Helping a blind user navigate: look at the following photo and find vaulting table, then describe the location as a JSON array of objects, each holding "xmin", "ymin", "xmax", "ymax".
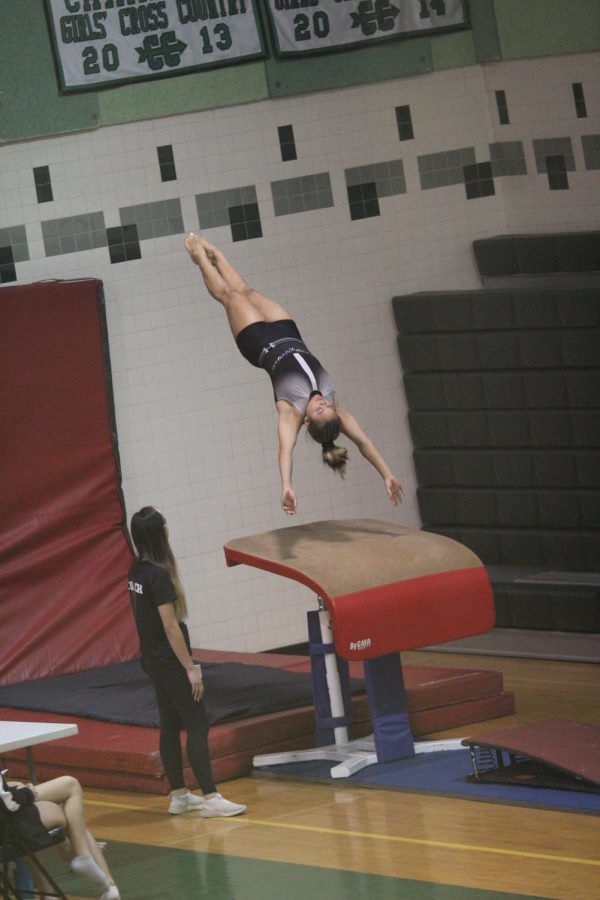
[{"xmin": 224, "ymin": 519, "xmax": 495, "ymax": 777}]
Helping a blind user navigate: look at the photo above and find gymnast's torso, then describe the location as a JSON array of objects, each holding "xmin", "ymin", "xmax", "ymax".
[{"xmin": 235, "ymin": 319, "xmax": 335, "ymax": 414}]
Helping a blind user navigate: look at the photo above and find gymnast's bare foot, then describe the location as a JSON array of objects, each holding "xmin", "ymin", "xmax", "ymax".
[
  {"xmin": 185, "ymin": 233, "xmax": 216, "ymax": 266},
  {"xmin": 185, "ymin": 233, "xmax": 249, "ymax": 293},
  {"xmin": 203, "ymin": 237, "xmax": 248, "ymax": 292}
]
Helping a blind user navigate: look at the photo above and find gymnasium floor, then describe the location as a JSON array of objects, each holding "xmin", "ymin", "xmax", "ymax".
[{"xmin": 47, "ymin": 651, "xmax": 599, "ymax": 900}]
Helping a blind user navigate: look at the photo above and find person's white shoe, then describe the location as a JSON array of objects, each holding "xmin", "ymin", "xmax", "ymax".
[
  {"xmin": 168, "ymin": 790, "xmax": 205, "ymax": 815},
  {"xmin": 199, "ymin": 793, "xmax": 246, "ymax": 818}
]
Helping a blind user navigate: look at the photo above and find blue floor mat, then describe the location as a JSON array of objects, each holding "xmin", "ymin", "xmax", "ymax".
[{"xmin": 254, "ymin": 749, "xmax": 600, "ymax": 814}]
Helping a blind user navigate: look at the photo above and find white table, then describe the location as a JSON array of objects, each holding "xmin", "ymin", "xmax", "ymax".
[{"xmin": 0, "ymin": 721, "xmax": 79, "ymax": 783}]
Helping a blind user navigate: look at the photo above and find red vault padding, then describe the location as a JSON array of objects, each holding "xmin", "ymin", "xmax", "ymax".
[
  {"xmin": 224, "ymin": 519, "xmax": 495, "ymax": 661},
  {"xmin": 331, "ymin": 566, "xmax": 494, "ymax": 661},
  {"xmin": 0, "ymin": 279, "xmax": 137, "ymax": 684}
]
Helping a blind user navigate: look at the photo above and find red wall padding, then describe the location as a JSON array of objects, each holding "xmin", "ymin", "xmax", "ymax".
[{"xmin": 0, "ymin": 279, "xmax": 137, "ymax": 684}]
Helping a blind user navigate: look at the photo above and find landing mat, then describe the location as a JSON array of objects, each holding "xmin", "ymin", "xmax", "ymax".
[{"xmin": 0, "ymin": 659, "xmax": 364, "ymax": 727}]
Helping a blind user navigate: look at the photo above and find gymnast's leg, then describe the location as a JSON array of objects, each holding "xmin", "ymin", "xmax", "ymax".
[
  {"xmin": 184, "ymin": 233, "xmax": 259, "ymax": 339},
  {"xmin": 185, "ymin": 234, "xmax": 293, "ymax": 335},
  {"xmin": 188, "ymin": 234, "xmax": 248, "ymax": 293},
  {"xmin": 198, "ymin": 236, "xmax": 294, "ymax": 322}
]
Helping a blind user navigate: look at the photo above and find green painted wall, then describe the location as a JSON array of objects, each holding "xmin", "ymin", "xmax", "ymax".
[
  {"xmin": 1, "ymin": 1, "xmax": 598, "ymax": 144},
  {"xmin": 494, "ymin": 0, "xmax": 600, "ymax": 59},
  {"xmin": 98, "ymin": 63, "xmax": 268, "ymax": 126},
  {"xmin": 264, "ymin": 37, "xmax": 433, "ymax": 98},
  {"xmin": 0, "ymin": 0, "xmax": 98, "ymax": 141},
  {"xmin": 468, "ymin": 0, "xmax": 502, "ymax": 63},
  {"xmin": 431, "ymin": 28, "xmax": 476, "ymax": 71}
]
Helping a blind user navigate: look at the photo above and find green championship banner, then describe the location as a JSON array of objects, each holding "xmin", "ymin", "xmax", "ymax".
[
  {"xmin": 264, "ymin": 0, "xmax": 468, "ymax": 56},
  {"xmin": 44, "ymin": 0, "xmax": 266, "ymax": 92}
]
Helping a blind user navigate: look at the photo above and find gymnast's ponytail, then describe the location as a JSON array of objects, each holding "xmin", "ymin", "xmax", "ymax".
[
  {"xmin": 306, "ymin": 419, "xmax": 348, "ymax": 478},
  {"xmin": 321, "ymin": 441, "xmax": 348, "ymax": 476}
]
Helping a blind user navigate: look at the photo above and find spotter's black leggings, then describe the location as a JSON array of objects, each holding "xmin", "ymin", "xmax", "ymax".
[{"xmin": 144, "ymin": 658, "xmax": 216, "ymax": 794}]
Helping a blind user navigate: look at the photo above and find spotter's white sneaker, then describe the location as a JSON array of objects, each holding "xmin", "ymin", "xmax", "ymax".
[
  {"xmin": 168, "ymin": 790, "xmax": 205, "ymax": 815},
  {"xmin": 199, "ymin": 793, "xmax": 246, "ymax": 818}
]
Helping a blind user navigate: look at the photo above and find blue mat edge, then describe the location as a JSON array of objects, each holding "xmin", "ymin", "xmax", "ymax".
[{"xmin": 252, "ymin": 749, "xmax": 600, "ymax": 816}]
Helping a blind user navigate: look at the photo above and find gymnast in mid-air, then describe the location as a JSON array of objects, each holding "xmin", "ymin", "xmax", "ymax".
[{"xmin": 184, "ymin": 233, "xmax": 403, "ymax": 515}]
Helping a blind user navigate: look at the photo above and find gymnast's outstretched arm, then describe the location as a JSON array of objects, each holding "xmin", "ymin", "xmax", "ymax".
[
  {"xmin": 338, "ymin": 407, "xmax": 404, "ymax": 506},
  {"xmin": 277, "ymin": 401, "xmax": 303, "ymax": 515}
]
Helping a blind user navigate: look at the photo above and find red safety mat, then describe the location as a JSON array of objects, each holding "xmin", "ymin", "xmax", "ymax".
[
  {"xmin": 0, "ymin": 279, "xmax": 137, "ymax": 684},
  {"xmin": 0, "ymin": 649, "xmax": 514, "ymax": 791}
]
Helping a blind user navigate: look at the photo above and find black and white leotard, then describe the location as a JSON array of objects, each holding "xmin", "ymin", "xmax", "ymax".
[{"xmin": 235, "ymin": 319, "xmax": 334, "ymax": 414}]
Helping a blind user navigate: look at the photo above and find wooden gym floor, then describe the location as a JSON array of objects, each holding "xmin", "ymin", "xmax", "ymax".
[{"xmin": 46, "ymin": 651, "xmax": 599, "ymax": 900}]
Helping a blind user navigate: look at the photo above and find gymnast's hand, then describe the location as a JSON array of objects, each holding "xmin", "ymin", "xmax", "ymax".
[
  {"xmin": 282, "ymin": 486, "xmax": 298, "ymax": 515},
  {"xmin": 385, "ymin": 475, "xmax": 404, "ymax": 506},
  {"xmin": 188, "ymin": 667, "xmax": 204, "ymax": 701}
]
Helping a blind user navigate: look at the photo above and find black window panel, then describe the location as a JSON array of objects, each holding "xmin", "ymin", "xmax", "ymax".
[
  {"xmin": 229, "ymin": 203, "xmax": 262, "ymax": 242},
  {"xmin": 572, "ymin": 82, "xmax": 587, "ymax": 118},
  {"xmin": 107, "ymin": 225, "xmax": 141, "ymax": 263},
  {"xmin": 245, "ymin": 219, "xmax": 263, "ymax": 239},
  {"xmin": 33, "ymin": 166, "xmax": 51, "ymax": 186},
  {"xmin": 160, "ymin": 162, "xmax": 177, "ymax": 182},
  {"xmin": 546, "ymin": 155, "xmax": 569, "ymax": 190},
  {"xmin": 229, "ymin": 205, "xmax": 246, "ymax": 225},
  {"xmin": 395, "ymin": 105, "xmax": 414, "ymax": 141},
  {"xmin": 33, "ymin": 166, "xmax": 53, "ymax": 203},
  {"xmin": 278, "ymin": 125, "xmax": 297, "ymax": 162},
  {"xmin": 0, "ymin": 245, "xmax": 16, "ymax": 283},
  {"xmin": 157, "ymin": 145, "xmax": 174, "ymax": 163},
  {"xmin": 36, "ymin": 184, "xmax": 54, "ymax": 203},
  {"xmin": 464, "ymin": 162, "xmax": 495, "ymax": 200},
  {"xmin": 278, "ymin": 125, "xmax": 294, "ymax": 143},
  {"xmin": 157, "ymin": 146, "xmax": 177, "ymax": 182},
  {"xmin": 348, "ymin": 182, "xmax": 380, "ymax": 221},
  {"xmin": 495, "ymin": 90, "xmax": 509, "ymax": 125},
  {"xmin": 281, "ymin": 143, "xmax": 297, "ymax": 162}
]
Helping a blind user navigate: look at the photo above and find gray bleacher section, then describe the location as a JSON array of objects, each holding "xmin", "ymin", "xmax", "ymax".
[{"xmin": 392, "ymin": 231, "xmax": 600, "ymax": 647}]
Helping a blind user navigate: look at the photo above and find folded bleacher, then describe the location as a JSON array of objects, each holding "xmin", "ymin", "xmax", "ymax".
[{"xmin": 392, "ymin": 231, "xmax": 600, "ymax": 639}]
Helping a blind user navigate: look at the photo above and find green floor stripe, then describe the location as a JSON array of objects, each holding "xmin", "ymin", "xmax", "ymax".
[{"xmin": 44, "ymin": 840, "xmax": 552, "ymax": 900}]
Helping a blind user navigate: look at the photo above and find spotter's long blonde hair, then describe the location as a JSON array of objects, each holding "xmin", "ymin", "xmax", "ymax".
[{"xmin": 130, "ymin": 507, "xmax": 188, "ymax": 622}]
